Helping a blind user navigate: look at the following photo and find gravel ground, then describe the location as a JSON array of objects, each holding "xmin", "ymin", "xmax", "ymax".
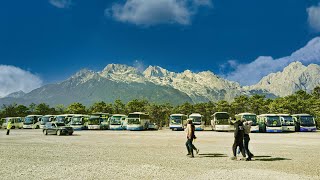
[{"xmin": 0, "ymin": 128, "xmax": 319, "ymax": 180}]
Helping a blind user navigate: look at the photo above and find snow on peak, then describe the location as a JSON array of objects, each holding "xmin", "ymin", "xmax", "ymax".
[
  {"xmin": 100, "ymin": 64, "xmax": 145, "ymax": 83},
  {"xmin": 143, "ymin": 65, "xmax": 172, "ymax": 78}
]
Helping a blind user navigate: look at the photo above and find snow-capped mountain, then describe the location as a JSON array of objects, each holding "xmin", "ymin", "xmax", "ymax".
[
  {"xmin": 2, "ymin": 37, "xmax": 320, "ymax": 106},
  {"xmin": 247, "ymin": 62, "xmax": 320, "ymax": 97}
]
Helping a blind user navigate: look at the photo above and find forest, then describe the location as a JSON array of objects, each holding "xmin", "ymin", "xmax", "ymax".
[{"xmin": 1, "ymin": 87, "xmax": 320, "ymax": 127}]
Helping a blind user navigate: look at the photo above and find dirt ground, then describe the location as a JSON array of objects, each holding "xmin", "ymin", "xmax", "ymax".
[{"xmin": 0, "ymin": 128, "xmax": 319, "ymax": 180}]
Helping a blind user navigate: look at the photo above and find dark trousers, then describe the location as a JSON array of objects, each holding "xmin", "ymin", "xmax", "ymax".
[
  {"xmin": 244, "ymin": 134, "xmax": 253, "ymax": 158},
  {"xmin": 6, "ymin": 129, "xmax": 10, "ymax": 135},
  {"xmin": 232, "ymin": 135, "xmax": 245, "ymax": 157},
  {"xmin": 185, "ymin": 139, "xmax": 197, "ymax": 156}
]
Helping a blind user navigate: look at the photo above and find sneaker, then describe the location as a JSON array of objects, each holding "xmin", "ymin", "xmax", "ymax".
[
  {"xmin": 196, "ymin": 149, "xmax": 199, "ymax": 155},
  {"xmin": 190, "ymin": 155, "xmax": 194, "ymax": 158},
  {"xmin": 246, "ymin": 158, "xmax": 252, "ymax": 161},
  {"xmin": 186, "ymin": 153, "xmax": 191, "ymax": 156},
  {"xmin": 230, "ymin": 156, "xmax": 237, "ymax": 160},
  {"xmin": 250, "ymin": 153, "xmax": 254, "ymax": 157}
]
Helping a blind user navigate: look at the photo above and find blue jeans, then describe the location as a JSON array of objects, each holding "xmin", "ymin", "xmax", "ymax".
[{"xmin": 185, "ymin": 139, "xmax": 197, "ymax": 155}]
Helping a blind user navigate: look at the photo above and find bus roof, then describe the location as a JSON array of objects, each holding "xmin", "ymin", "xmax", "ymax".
[
  {"xmin": 276, "ymin": 114, "xmax": 290, "ymax": 116},
  {"xmin": 258, "ymin": 114, "xmax": 278, "ymax": 117},
  {"xmin": 26, "ymin": 115, "xmax": 42, "ymax": 117},
  {"xmin": 292, "ymin": 114, "xmax": 312, "ymax": 116},
  {"xmin": 189, "ymin": 113, "xmax": 202, "ymax": 117},
  {"xmin": 129, "ymin": 112, "xmax": 148, "ymax": 115},
  {"xmin": 111, "ymin": 114, "xmax": 126, "ymax": 117},
  {"xmin": 170, "ymin": 114, "xmax": 186, "ymax": 116},
  {"xmin": 236, "ymin": 113, "xmax": 256, "ymax": 116}
]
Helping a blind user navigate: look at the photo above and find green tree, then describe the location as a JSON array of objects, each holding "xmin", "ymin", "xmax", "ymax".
[
  {"xmin": 55, "ymin": 104, "xmax": 66, "ymax": 114},
  {"xmin": 230, "ymin": 95, "xmax": 250, "ymax": 115},
  {"xmin": 215, "ymin": 100, "xmax": 230, "ymax": 113},
  {"xmin": 1, "ymin": 103, "xmax": 17, "ymax": 117},
  {"xmin": 126, "ymin": 99, "xmax": 149, "ymax": 113},
  {"xmin": 35, "ymin": 103, "xmax": 52, "ymax": 115},
  {"xmin": 15, "ymin": 105, "xmax": 29, "ymax": 117},
  {"xmin": 67, "ymin": 102, "xmax": 87, "ymax": 114},
  {"xmin": 113, "ymin": 99, "xmax": 126, "ymax": 114},
  {"xmin": 90, "ymin": 101, "xmax": 113, "ymax": 113}
]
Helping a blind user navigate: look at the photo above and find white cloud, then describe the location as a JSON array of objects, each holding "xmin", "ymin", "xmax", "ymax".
[
  {"xmin": 49, "ymin": 0, "xmax": 72, "ymax": 9},
  {"xmin": 106, "ymin": 0, "xmax": 212, "ymax": 26},
  {"xmin": 223, "ymin": 37, "xmax": 320, "ymax": 86},
  {"xmin": 307, "ymin": 3, "xmax": 320, "ymax": 32},
  {"xmin": 0, "ymin": 65, "xmax": 42, "ymax": 97}
]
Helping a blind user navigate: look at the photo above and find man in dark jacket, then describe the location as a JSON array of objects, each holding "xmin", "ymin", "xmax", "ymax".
[{"xmin": 231, "ymin": 118, "xmax": 246, "ymax": 160}]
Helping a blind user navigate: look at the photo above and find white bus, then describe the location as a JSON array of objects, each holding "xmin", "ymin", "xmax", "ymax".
[
  {"xmin": 126, "ymin": 112, "xmax": 150, "ymax": 131},
  {"xmin": 257, "ymin": 114, "xmax": 282, "ymax": 133},
  {"xmin": 87, "ymin": 116, "xmax": 102, "ymax": 130},
  {"xmin": 2, "ymin": 117, "xmax": 24, "ymax": 129},
  {"xmin": 55, "ymin": 114, "xmax": 74, "ymax": 124},
  {"xmin": 235, "ymin": 113, "xmax": 259, "ymax": 132},
  {"xmin": 211, "ymin": 112, "xmax": 233, "ymax": 131},
  {"xmin": 169, "ymin": 114, "xmax": 188, "ymax": 131},
  {"xmin": 277, "ymin": 114, "xmax": 295, "ymax": 132},
  {"xmin": 109, "ymin": 114, "xmax": 127, "ymax": 130},
  {"xmin": 292, "ymin": 114, "xmax": 317, "ymax": 132},
  {"xmin": 23, "ymin": 115, "xmax": 42, "ymax": 129},
  {"xmin": 69, "ymin": 115, "xmax": 89, "ymax": 130},
  {"xmin": 92, "ymin": 113, "xmax": 111, "ymax": 130},
  {"xmin": 40, "ymin": 115, "xmax": 55, "ymax": 129},
  {"xmin": 189, "ymin": 113, "xmax": 204, "ymax": 131}
]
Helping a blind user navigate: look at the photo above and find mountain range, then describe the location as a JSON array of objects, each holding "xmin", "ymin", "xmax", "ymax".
[{"xmin": 1, "ymin": 37, "xmax": 320, "ymax": 106}]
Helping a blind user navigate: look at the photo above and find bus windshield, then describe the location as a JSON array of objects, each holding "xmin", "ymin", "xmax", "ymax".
[
  {"xmin": 215, "ymin": 113, "xmax": 230, "ymax": 120},
  {"xmin": 243, "ymin": 115, "xmax": 257, "ymax": 125},
  {"xmin": 190, "ymin": 116, "xmax": 201, "ymax": 124},
  {"xmin": 266, "ymin": 116, "xmax": 281, "ymax": 127},
  {"xmin": 24, "ymin": 117, "xmax": 34, "ymax": 125},
  {"xmin": 128, "ymin": 114, "xmax": 140, "ymax": 118},
  {"xmin": 110, "ymin": 116, "xmax": 123, "ymax": 125},
  {"xmin": 128, "ymin": 118, "xmax": 140, "ymax": 125},
  {"xmin": 56, "ymin": 116, "xmax": 66, "ymax": 123},
  {"xmin": 71, "ymin": 117, "xmax": 83, "ymax": 125},
  {"xmin": 281, "ymin": 116, "xmax": 294, "ymax": 126},
  {"xmin": 300, "ymin": 116, "xmax": 315, "ymax": 126},
  {"xmin": 88, "ymin": 118, "xmax": 100, "ymax": 125},
  {"xmin": 41, "ymin": 117, "xmax": 51, "ymax": 125},
  {"xmin": 170, "ymin": 116, "xmax": 182, "ymax": 125}
]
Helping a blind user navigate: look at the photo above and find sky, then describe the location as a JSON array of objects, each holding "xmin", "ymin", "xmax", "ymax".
[{"xmin": 1, "ymin": 0, "xmax": 320, "ymax": 97}]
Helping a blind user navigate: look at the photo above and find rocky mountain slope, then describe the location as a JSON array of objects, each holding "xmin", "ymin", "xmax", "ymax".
[{"xmin": 246, "ymin": 62, "xmax": 320, "ymax": 96}]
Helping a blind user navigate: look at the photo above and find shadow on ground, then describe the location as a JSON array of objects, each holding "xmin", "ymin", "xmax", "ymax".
[
  {"xmin": 254, "ymin": 156, "xmax": 291, "ymax": 161},
  {"xmin": 198, "ymin": 153, "xmax": 228, "ymax": 158}
]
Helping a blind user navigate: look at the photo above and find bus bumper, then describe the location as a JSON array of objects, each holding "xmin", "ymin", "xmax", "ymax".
[
  {"xmin": 88, "ymin": 125, "xmax": 100, "ymax": 130},
  {"xmin": 266, "ymin": 127, "xmax": 282, "ymax": 133},
  {"xmin": 214, "ymin": 125, "xmax": 233, "ymax": 131},
  {"xmin": 23, "ymin": 125, "xmax": 33, "ymax": 129},
  {"xmin": 250, "ymin": 126, "xmax": 259, "ymax": 132},
  {"xmin": 110, "ymin": 125, "xmax": 124, "ymax": 130},
  {"xmin": 300, "ymin": 127, "xmax": 317, "ymax": 132},
  {"xmin": 282, "ymin": 126, "xmax": 295, "ymax": 132},
  {"xmin": 170, "ymin": 126, "xmax": 184, "ymax": 131},
  {"xmin": 127, "ymin": 126, "xmax": 144, "ymax": 131}
]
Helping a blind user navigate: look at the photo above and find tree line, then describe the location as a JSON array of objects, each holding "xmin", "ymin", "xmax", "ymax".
[{"xmin": 1, "ymin": 87, "xmax": 320, "ymax": 127}]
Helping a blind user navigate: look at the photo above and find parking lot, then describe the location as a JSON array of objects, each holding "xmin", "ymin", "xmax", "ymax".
[{"xmin": 0, "ymin": 129, "xmax": 319, "ymax": 180}]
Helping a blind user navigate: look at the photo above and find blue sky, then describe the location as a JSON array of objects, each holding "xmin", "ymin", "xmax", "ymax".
[{"xmin": 1, "ymin": 0, "xmax": 320, "ymax": 96}]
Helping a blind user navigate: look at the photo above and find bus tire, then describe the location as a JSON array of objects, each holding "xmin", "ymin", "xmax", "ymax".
[
  {"xmin": 36, "ymin": 125, "xmax": 40, "ymax": 129},
  {"xmin": 57, "ymin": 130, "xmax": 61, "ymax": 136},
  {"xmin": 12, "ymin": 126, "xmax": 15, "ymax": 129},
  {"xmin": 43, "ymin": 130, "xmax": 48, "ymax": 135},
  {"xmin": 69, "ymin": 132, "xmax": 73, "ymax": 135}
]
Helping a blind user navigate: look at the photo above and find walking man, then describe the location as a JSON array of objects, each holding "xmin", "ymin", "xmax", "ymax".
[
  {"xmin": 6, "ymin": 120, "xmax": 12, "ymax": 135},
  {"xmin": 185, "ymin": 119, "xmax": 199, "ymax": 158},
  {"xmin": 231, "ymin": 118, "xmax": 246, "ymax": 160},
  {"xmin": 243, "ymin": 118, "xmax": 254, "ymax": 161}
]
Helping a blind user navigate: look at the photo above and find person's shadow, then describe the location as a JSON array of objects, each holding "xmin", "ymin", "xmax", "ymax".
[
  {"xmin": 253, "ymin": 155, "xmax": 291, "ymax": 161},
  {"xmin": 198, "ymin": 153, "xmax": 228, "ymax": 158}
]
